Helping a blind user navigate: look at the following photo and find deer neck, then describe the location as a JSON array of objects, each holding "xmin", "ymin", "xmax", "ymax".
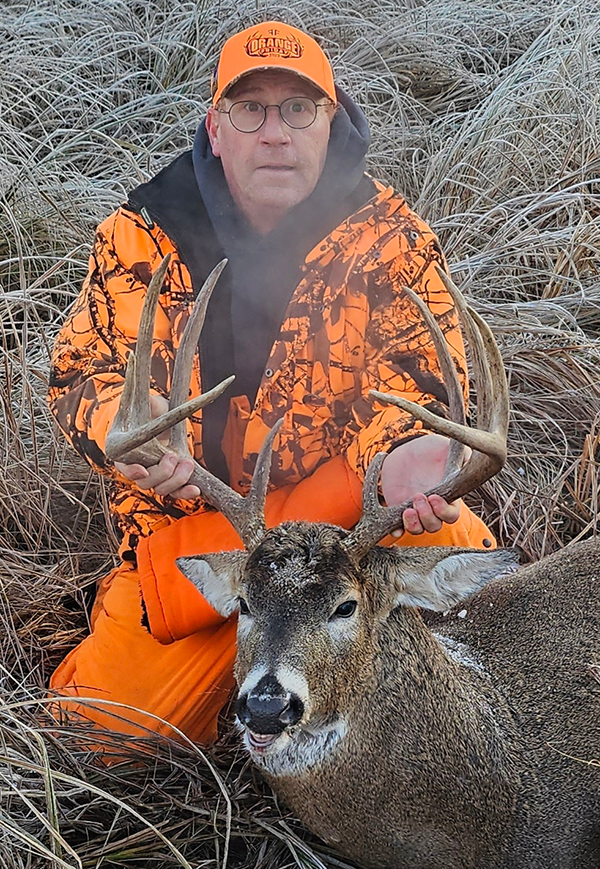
[
  {"xmin": 267, "ymin": 607, "xmax": 521, "ymax": 869},
  {"xmin": 364, "ymin": 606, "xmax": 520, "ymax": 777}
]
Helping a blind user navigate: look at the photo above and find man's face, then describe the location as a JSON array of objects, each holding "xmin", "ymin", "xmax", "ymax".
[{"xmin": 206, "ymin": 70, "xmax": 335, "ymax": 234}]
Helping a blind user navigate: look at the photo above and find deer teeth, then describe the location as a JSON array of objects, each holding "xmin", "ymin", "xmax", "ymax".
[{"xmin": 247, "ymin": 730, "xmax": 280, "ymax": 751}]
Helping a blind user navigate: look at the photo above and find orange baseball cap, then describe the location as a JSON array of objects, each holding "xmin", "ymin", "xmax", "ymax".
[{"xmin": 211, "ymin": 21, "xmax": 336, "ymax": 105}]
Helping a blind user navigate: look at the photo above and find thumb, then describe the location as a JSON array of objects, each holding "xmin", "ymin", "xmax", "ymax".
[
  {"xmin": 149, "ymin": 393, "xmax": 169, "ymax": 418},
  {"xmin": 149, "ymin": 394, "xmax": 171, "ymax": 445}
]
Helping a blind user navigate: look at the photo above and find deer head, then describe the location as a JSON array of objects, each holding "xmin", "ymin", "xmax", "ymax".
[{"xmin": 178, "ymin": 522, "xmax": 516, "ymax": 769}]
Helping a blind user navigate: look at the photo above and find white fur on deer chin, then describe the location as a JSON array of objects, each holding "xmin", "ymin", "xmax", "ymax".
[{"xmin": 238, "ymin": 716, "xmax": 348, "ymax": 776}]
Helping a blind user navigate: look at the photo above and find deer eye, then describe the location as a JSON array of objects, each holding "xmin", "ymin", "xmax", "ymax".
[
  {"xmin": 238, "ymin": 597, "xmax": 250, "ymax": 616},
  {"xmin": 331, "ymin": 600, "xmax": 357, "ymax": 620}
]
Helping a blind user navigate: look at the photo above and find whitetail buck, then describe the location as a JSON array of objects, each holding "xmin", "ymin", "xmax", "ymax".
[{"xmin": 106, "ymin": 257, "xmax": 599, "ymax": 869}]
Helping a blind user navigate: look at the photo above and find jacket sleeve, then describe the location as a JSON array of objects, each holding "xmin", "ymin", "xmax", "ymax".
[
  {"xmin": 48, "ymin": 208, "xmax": 177, "ymax": 475},
  {"xmin": 341, "ymin": 232, "xmax": 469, "ymax": 481}
]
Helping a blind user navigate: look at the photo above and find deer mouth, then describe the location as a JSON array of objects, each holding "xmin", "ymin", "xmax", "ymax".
[
  {"xmin": 245, "ymin": 729, "xmax": 282, "ymax": 753},
  {"xmin": 241, "ymin": 716, "xmax": 349, "ymax": 776}
]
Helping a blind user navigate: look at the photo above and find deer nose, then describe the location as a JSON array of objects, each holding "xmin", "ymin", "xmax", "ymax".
[{"xmin": 236, "ymin": 675, "xmax": 304, "ymax": 734}]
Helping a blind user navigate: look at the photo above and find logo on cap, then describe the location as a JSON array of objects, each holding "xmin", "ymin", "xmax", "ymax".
[{"xmin": 245, "ymin": 29, "xmax": 303, "ymax": 59}]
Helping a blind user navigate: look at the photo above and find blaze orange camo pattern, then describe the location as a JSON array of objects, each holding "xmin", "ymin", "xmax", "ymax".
[{"xmin": 49, "ymin": 178, "xmax": 468, "ymax": 554}]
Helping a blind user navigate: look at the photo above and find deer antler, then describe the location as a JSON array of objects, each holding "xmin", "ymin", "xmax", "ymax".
[
  {"xmin": 105, "ymin": 255, "xmax": 234, "ymax": 463},
  {"xmin": 343, "ymin": 266, "xmax": 509, "ymax": 561},
  {"xmin": 104, "ymin": 254, "xmax": 282, "ymax": 552}
]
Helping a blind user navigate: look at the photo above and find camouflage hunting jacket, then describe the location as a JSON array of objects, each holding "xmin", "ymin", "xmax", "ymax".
[{"xmin": 48, "ymin": 163, "xmax": 467, "ymax": 554}]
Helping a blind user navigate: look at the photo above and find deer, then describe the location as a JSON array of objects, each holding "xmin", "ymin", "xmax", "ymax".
[{"xmin": 105, "ymin": 256, "xmax": 600, "ymax": 869}]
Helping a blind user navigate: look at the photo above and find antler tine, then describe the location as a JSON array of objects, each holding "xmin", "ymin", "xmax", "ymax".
[
  {"xmin": 433, "ymin": 266, "xmax": 509, "ymax": 445},
  {"xmin": 190, "ymin": 418, "xmax": 284, "ymax": 551},
  {"xmin": 343, "ymin": 274, "xmax": 509, "ymax": 561},
  {"xmin": 169, "ymin": 259, "xmax": 228, "ymax": 454},
  {"xmin": 109, "ymin": 347, "xmax": 137, "ymax": 438},
  {"xmin": 105, "ymin": 376, "xmax": 235, "ymax": 461},
  {"xmin": 343, "ymin": 453, "xmax": 406, "ymax": 558},
  {"xmin": 467, "ymin": 306, "xmax": 509, "ymax": 441},
  {"xmin": 398, "ymin": 284, "xmax": 466, "ymax": 477},
  {"xmin": 132, "ymin": 252, "xmax": 172, "ymax": 427},
  {"xmin": 246, "ymin": 417, "xmax": 284, "ymax": 538},
  {"xmin": 435, "ymin": 267, "xmax": 496, "ymax": 434}
]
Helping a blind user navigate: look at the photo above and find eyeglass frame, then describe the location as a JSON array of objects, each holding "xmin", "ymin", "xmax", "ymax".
[{"xmin": 216, "ymin": 96, "xmax": 336, "ymax": 133}]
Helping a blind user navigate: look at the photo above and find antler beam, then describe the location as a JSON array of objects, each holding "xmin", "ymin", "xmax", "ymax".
[{"xmin": 343, "ymin": 267, "xmax": 509, "ymax": 561}]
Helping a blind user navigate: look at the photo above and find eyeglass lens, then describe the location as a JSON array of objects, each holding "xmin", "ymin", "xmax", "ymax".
[{"xmin": 228, "ymin": 97, "xmax": 318, "ymax": 132}]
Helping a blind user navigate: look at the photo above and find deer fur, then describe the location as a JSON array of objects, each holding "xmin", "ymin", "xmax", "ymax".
[{"xmin": 179, "ymin": 524, "xmax": 600, "ymax": 869}]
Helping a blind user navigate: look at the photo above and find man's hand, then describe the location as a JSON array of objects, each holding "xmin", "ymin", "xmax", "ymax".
[
  {"xmin": 114, "ymin": 394, "xmax": 201, "ymax": 499},
  {"xmin": 381, "ymin": 434, "xmax": 466, "ymax": 537}
]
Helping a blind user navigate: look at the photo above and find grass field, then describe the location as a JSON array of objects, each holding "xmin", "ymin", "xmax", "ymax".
[{"xmin": 1, "ymin": 0, "xmax": 599, "ymax": 865}]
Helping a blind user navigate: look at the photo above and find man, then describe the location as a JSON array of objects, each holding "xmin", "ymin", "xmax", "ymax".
[{"xmin": 48, "ymin": 21, "xmax": 495, "ymax": 744}]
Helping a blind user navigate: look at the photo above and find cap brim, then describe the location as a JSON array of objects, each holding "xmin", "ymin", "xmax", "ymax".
[{"xmin": 214, "ymin": 66, "xmax": 333, "ymax": 105}]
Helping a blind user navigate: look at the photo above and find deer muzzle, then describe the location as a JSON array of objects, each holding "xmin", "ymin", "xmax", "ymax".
[{"xmin": 236, "ymin": 674, "xmax": 304, "ymax": 746}]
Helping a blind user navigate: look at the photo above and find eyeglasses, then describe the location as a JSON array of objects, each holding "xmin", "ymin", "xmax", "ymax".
[{"xmin": 218, "ymin": 97, "xmax": 333, "ymax": 133}]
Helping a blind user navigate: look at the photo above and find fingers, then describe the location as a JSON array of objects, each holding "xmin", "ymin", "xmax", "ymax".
[
  {"xmin": 151, "ymin": 455, "xmax": 194, "ymax": 496},
  {"xmin": 114, "ymin": 461, "xmax": 150, "ymax": 482},
  {"xmin": 168, "ymin": 482, "xmax": 202, "ymax": 500},
  {"xmin": 399, "ymin": 494, "xmax": 441, "ymax": 536},
  {"xmin": 114, "ymin": 453, "xmax": 200, "ymax": 499},
  {"xmin": 393, "ymin": 494, "xmax": 462, "ymax": 537},
  {"xmin": 428, "ymin": 493, "xmax": 461, "ymax": 525}
]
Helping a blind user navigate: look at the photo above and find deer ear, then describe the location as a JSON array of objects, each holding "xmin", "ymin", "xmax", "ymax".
[
  {"xmin": 176, "ymin": 551, "xmax": 248, "ymax": 617},
  {"xmin": 372, "ymin": 546, "xmax": 520, "ymax": 613}
]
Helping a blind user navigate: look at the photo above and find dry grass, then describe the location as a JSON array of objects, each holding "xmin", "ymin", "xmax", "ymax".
[{"xmin": 1, "ymin": 0, "xmax": 599, "ymax": 864}]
